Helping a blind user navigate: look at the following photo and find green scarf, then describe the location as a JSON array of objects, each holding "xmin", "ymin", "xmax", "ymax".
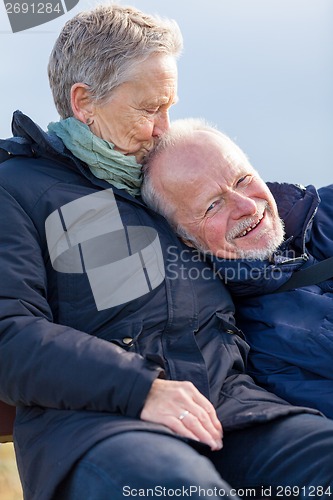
[{"xmin": 48, "ymin": 118, "xmax": 142, "ymax": 197}]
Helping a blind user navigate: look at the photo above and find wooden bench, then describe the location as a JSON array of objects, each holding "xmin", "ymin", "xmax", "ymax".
[{"xmin": 0, "ymin": 400, "xmax": 15, "ymax": 443}]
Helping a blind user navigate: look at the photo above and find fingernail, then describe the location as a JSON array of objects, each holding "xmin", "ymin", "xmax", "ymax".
[
  {"xmin": 215, "ymin": 440, "xmax": 223, "ymax": 450},
  {"xmin": 210, "ymin": 440, "xmax": 222, "ymax": 450}
]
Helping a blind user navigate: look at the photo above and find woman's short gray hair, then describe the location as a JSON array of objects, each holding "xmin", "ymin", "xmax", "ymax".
[{"xmin": 48, "ymin": 3, "xmax": 183, "ymax": 119}]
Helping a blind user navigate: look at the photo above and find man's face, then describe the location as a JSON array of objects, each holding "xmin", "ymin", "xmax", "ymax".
[{"xmin": 151, "ymin": 131, "xmax": 284, "ymax": 259}]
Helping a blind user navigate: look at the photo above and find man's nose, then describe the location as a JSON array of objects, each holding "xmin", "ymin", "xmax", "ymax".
[
  {"xmin": 230, "ymin": 191, "xmax": 258, "ymax": 219},
  {"xmin": 152, "ymin": 112, "xmax": 170, "ymax": 137}
]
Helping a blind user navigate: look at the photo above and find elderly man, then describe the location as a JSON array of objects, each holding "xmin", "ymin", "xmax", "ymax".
[{"xmin": 142, "ymin": 117, "xmax": 333, "ymax": 419}]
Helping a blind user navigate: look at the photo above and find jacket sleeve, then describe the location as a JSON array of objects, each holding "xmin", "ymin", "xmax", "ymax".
[
  {"xmin": 0, "ymin": 184, "xmax": 163, "ymax": 418},
  {"xmin": 308, "ymin": 184, "xmax": 333, "ymax": 260}
]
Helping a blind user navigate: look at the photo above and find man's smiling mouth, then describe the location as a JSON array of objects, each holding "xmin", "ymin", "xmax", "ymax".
[{"xmin": 236, "ymin": 213, "xmax": 264, "ymax": 238}]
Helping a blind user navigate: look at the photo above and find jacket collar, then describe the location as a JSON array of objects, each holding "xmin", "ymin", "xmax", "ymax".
[
  {"xmin": 267, "ymin": 181, "xmax": 320, "ymax": 252},
  {"xmin": 1, "ymin": 111, "xmax": 147, "ymax": 208}
]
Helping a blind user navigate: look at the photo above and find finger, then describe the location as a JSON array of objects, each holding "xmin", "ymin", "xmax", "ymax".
[
  {"xmin": 193, "ymin": 404, "xmax": 223, "ymax": 443},
  {"xmin": 193, "ymin": 391, "xmax": 222, "ymax": 433},
  {"xmin": 140, "ymin": 379, "xmax": 223, "ymax": 449},
  {"xmin": 170, "ymin": 417, "xmax": 203, "ymax": 444},
  {"xmin": 177, "ymin": 409, "xmax": 223, "ymax": 451},
  {"xmin": 164, "ymin": 381, "xmax": 223, "ymax": 445},
  {"xmin": 168, "ymin": 380, "xmax": 223, "ymax": 437},
  {"xmin": 142, "ymin": 405, "xmax": 212, "ymax": 447},
  {"xmin": 167, "ymin": 413, "xmax": 219, "ymax": 450},
  {"xmin": 192, "ymin": 393, "xmax": 223, "ymax": 437}
]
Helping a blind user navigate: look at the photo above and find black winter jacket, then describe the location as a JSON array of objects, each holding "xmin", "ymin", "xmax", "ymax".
[{"xmin": 0, "ymin": 112, "xmax": 319, "ymax": 499}]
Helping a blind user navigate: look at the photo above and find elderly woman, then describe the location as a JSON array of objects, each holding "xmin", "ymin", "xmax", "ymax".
[{"xmin": 1, "ymin": 4, "xmax": 333, "ymax": 500}]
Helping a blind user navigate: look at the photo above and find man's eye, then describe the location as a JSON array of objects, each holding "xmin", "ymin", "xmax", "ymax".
[
  {"xmin": 206, "ymin": 202, "xmax": 216, "ymax": 213},
  {"xmin": 237, "ymin": 175, "xmax": 251, "ymax": 186}
]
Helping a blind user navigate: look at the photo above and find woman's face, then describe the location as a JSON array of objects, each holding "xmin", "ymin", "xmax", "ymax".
[{"xmin": 89, "ymin": 54, "xmax": 178, "ymax": 163}]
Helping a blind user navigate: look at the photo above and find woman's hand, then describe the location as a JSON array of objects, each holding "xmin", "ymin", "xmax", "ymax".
[{"xmin": 140, "ymin": 378, "xmax": 223, "ymax": 451}]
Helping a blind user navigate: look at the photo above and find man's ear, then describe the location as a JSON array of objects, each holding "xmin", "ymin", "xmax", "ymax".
[{"xmin": 70, "ymin": 83, "xmax": 95, "ymax": 124}]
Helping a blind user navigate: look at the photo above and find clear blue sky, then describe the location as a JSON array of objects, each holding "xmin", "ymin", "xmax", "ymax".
[{"xmin": 0, "ymin": 0, "xmax": 332, "ymax": 186}]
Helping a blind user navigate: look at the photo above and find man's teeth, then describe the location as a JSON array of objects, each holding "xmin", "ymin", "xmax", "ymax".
[{"xmin": 238, "ymin": 215, "xmax": 263, "ymax": 237}]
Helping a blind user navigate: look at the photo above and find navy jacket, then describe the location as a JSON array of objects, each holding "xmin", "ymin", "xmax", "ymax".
[
  {"xmin": 0, "ymin": 113, "xmax": 318, "ymax": 499},
  {"xmin": 212, "ymin": 182, "xmax": 333, "ymax": 418}
]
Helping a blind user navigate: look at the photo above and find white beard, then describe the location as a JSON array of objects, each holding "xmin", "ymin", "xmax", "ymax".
[
  {"xmin": 230, "ymin": 215, "xmax": 285, "ymax": 260},
  {"xmin": 226, "ymin": 202, "xmax": 284, "ymax": 260}
]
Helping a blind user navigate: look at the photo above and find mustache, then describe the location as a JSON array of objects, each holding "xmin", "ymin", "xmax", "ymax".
[{"xmin": 226, "ymin": 202, "xmax": 269, "ymax": 242}]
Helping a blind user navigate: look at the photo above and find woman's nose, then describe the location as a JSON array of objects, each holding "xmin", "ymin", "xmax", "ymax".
[{"xmin": 152, "ymin": 112, "xmax": 170, "ymax": 137}]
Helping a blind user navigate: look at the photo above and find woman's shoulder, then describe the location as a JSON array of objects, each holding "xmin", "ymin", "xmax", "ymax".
[{"xmin": 0, "ymin": 112, "xmax": 89, "ymax": 210}]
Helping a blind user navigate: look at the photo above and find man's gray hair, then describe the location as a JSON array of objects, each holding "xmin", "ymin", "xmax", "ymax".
[
  {"xmin": 142, "ymin": 118, "xmax": 222, "ymax": 244},
  {"xmin": 48, "ymin": 3, "xmax": 183, "ymax": 119}
]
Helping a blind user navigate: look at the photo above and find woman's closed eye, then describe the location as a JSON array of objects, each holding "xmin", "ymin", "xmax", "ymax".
[{"xmin": 144, "ymin": 108, "xmax": 160, "ymax": 115}]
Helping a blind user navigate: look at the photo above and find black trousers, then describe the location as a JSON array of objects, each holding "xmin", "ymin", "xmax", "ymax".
[{"xmin": 57, "ymin": 414, "xmax": 333, "ymax": 499}]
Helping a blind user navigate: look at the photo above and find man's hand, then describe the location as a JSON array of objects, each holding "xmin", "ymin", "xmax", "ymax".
[{"xmin": 140, "ymin": 378, "xmax": 223, "ymax": 451}]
